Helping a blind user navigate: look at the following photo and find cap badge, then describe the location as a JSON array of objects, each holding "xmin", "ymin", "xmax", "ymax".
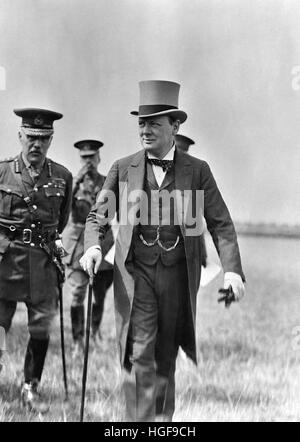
[{"xmin": 34, "ymin": 115, "xmax": 44, "ymax": 126}]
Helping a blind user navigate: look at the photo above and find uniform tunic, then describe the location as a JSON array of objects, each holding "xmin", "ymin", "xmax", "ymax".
[
  {"xmin": 63, "ymin": 171, "xmax": 113, "ymax": 273},
  {"xmin": 0, "ymin": 154, "xmax": 72, "ymax": 304}
]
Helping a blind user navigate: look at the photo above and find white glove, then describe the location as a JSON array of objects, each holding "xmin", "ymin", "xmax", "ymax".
[
  {"xmin": 224, "ymin": 272, "xmax": 245, "ymax": 301},
  {"xmin": 55, "ymin": 239, "xmax": 69, "ymax": 258},
  {"xmin": 79, "ymin": 246, "xmax": 102, "ymax": 279}
]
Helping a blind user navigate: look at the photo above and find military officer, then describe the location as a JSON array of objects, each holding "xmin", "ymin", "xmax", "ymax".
[
  {"xmin": 0, "ymin": 108, "xmax": 72, "ymax": 412},
  {"xmin": 175, "ymin": 133, "xmax": 195, "ymax": 153},
  {"xmin": 175, "ymin": 133, "xmax": 207, "ymax": 268},
  {"xmin": 63, "ymin": 140, "xmax": 113, "ymax": 355}
]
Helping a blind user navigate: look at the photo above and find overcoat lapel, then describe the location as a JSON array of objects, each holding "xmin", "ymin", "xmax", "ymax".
[
  {"xmin": 116, "ymin": 149, "xmax": 146, "ymax": 269},
  {"xmin": 128, "ymin": 150, "xmax": 146, "ymax": 195},
  {"xmin": 122, "ymin": 150, "xmax": 145, "ymax": 246},
  {"xmin": 174, "ymin": 148, "xmax": 199, "ymax": 343},
  {"xmin": 174, "ymin": 148, "xmax": 193, "ymax": 236}
]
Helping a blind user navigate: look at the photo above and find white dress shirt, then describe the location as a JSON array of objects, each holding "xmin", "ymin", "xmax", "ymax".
[{"xmin": 147, "ymin": 145, "xmax": 175, "ymax": 187}]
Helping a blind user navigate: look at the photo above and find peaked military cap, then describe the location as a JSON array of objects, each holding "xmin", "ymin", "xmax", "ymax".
[
  {"xmin": 131, "ymin": 80, "xmax": 187, "ymax": 123},
  {"xmin": 175, "ymin": 134, "xmax": 195, "ymax": 152},
  {"xmin": 74, "ymin": 139, "xmax": 104, "ymax": 157},
  {"xmin": 14, "ymin": 108, "xmax": 63, "ymax": 136}
]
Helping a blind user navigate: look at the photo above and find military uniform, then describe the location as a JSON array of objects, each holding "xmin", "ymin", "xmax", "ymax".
[
  {"xmin": 0, "ymin": 108, "xmax": 72, "ymax": 412},
  {"xmin": 63, "ymin": 140, "xmax": 113, "ymax": 345}
]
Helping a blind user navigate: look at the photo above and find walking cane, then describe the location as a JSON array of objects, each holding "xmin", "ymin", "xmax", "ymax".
[
  {"xmin": 59, "ymin": 284, "xmax": 69, "ymax": 400},
  {"xmin": 41, "ymin": 243, "xmax": 69, "ymax": 401},
  {"xmin": 80, "ymin": 277, "xmax": 93, "ymax": 422}
]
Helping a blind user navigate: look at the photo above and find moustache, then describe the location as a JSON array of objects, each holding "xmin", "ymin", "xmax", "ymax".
[{"xmin": 29, "ymin": 149, "xmax": 42, "ymax": 154}]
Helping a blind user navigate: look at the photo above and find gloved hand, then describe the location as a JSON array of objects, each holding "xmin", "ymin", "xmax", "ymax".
[
  {"xmin": 55, "ymin": 239, "xmax": 69, "ymax": 258},
  {"xmin": 79, "ymin": 246, "xmax": 102, "ymax": 278},
  {"xmin": 223, "ymin": 272, "xmax": 245, "ymax": 301}
]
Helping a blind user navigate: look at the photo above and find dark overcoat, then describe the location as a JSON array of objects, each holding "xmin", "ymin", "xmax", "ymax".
[{"xmin": 84, "ymin": 148, "xmax": 244, "ymax": 365}]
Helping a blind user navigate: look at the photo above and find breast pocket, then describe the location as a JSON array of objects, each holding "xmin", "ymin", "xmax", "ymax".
[
  {"xmin": 43, "ymin": 178, "xmax": 66, "ymax": 218},
  {"xmin": 0, "ymin": 184, "xmax": 23, "ymax": 216}
]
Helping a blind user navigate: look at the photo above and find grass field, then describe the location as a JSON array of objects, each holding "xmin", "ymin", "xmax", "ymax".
[{"xmin": 0, "ymin": 235, "xmax": 299, "ymax": 422}]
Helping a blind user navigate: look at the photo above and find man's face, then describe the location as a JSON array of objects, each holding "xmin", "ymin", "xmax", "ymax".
[
  {"xmin": 19, "ymin": 129, "xmax": 52, "ymax": 166},
  {"xmin": 139, "ymin": 115, "xmax": 179, "ymax": 154},
  {"xmin": 80, "ymin": 153, "xmax": 100, "ymax": 169}
]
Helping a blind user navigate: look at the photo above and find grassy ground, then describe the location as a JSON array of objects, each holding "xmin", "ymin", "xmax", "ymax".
[{"xmin": 0, "ymin": 235, "xmax": 299, "ymax": 422}]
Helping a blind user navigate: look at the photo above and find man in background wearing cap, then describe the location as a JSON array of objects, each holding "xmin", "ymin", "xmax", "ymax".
[
  {"xmin": 0, "ymin": 108, "xmax": 72, "ymax": 412},
  {"xmin": 175, "ymin": 133, "xmax": 207, "ymax": 268},
  {"xmin": 80, "ymin": 80, "xmax": 245, "ymax": 421},
  {"xmin": 63, "ymin": 140, "xmax": 113, "ymax": 356}
]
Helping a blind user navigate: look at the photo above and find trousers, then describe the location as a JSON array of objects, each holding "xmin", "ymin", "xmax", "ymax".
[
  {"xmin": 123, "ymin": 257, "xmax": 189, "ymax": 422},
  {"xmin": 67, "ymin": 268, "xmax": 113, "ymax": 339},
  {"xmin": 0, "ymin": 296, "xmax": 57, "ymax": 339}
]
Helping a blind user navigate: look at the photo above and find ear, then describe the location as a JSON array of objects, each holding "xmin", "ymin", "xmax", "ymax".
[
  {"xmin": 172, "ymin": 119, "xmax": 180, "ymax": 135},
  {"xmin": 48, "ymin": 134, "xmax": 53, "ymax": 146},
  {"xmin": 18, "ymin": 130, "xmax": 22, "ymax": 141}
]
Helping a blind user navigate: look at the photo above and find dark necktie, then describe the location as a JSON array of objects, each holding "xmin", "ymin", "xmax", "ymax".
[{"xmin": 147, "ymin": 157, "xmax": 174, "ymax": 173}]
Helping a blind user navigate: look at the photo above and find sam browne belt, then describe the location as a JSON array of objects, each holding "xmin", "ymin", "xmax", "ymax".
[{"xmin": 0, "ymin": 222, "xmax": 56, "ymax": 246}]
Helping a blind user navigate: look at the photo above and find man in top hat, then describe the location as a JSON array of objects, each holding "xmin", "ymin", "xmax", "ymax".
[
  {"xmin": 62, "ymin": 140, "xmax": 114, "ymax": 355},
  {"xmin": 175, "ymin": 133, "xmax": 207, "ymax": 268},
  {"xmin": 0, "ymin": 108, "xmax": 72, "ymax": 412},
  {"xmin": 80, "ymin": 80, "xmax": 245, "ymax": 421}
]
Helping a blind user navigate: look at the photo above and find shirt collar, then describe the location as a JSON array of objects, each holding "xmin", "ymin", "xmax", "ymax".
[{"xmin": 147, "ymin": 143, "xmax": 175, "ymax": 161}]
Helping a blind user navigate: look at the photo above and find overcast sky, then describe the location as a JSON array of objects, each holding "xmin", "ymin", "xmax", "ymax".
[{"xmin": 0, "ymin": 0, "xmax": 299, "ymax": 225}]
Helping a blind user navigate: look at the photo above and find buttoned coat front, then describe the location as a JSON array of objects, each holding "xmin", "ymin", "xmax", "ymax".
[
  {"xmin": 84, "ymin": 148, "xmax": 244, "ymax": 365},
  {"xmin": 0, "ymin": 154, "xmax": 72, "ymax": 302}
]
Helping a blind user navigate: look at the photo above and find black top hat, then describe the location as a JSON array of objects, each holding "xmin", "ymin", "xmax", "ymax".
[
  {"xmin": 14, "ymin": 108, "xmax": 63, "ymax": 136},
  {"xmin": 131, "ymin": 80, "xmax": 187, "ymax": 123},
  {"xmin": 175, "ymin": 134, "xmax": 195, "ymax": 152},
  {"xmin": 74, "ymin": 139, "xmax": 104, "ymax": 157}
]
